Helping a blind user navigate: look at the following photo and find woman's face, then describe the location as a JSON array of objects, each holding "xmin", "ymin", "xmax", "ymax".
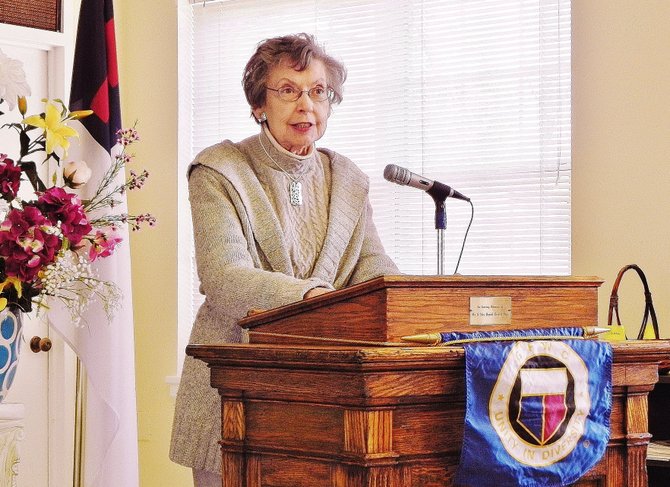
[{"xmin": 254, "ymin": 58, "xmax": 331, "ymax": 155}]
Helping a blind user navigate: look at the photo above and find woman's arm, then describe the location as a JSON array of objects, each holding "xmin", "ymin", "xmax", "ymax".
[{"xmin": 347, "ymin": 200, "xmax": 400, "ymax": 285}]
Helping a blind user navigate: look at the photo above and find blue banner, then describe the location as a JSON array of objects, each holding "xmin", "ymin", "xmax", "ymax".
[{"xmin": 455, "ymin": 338, "xmax": 612, "ymax": 487}]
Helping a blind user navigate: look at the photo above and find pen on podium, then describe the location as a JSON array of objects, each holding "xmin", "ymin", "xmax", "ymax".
[{"xmin": 400, "ymin": 327, "xmax": 611, "ymax": 346}]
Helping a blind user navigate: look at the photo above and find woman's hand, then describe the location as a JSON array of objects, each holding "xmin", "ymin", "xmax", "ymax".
[{"xmin": 303, "ymin": 287, "xmax": 332, "ymax": 299}]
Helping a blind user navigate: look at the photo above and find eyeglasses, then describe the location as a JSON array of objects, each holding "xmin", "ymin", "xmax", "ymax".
[{"xmin": 266, "ymin": 85, "xmax": 333, "ymax": 103}]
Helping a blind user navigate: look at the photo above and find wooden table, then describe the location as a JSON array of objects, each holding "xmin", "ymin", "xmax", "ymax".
[{"xmin": 188, "ymin": 340, "xmax": 670, "ymax": 487}]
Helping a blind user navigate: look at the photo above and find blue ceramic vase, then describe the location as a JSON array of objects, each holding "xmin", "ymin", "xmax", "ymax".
[{"xmin": 0, "ymin": 310, "xmax": 22, "ymax": 403}]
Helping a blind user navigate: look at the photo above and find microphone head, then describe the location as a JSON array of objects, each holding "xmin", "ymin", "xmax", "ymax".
[{"xmin": 383, "ymin": 164, "xmax": 410, "ymax": 185}]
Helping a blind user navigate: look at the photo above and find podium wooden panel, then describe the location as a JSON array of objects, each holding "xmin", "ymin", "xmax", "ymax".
[
  {"xmin": 188, "ymin": 341, "xmax": 670, "ymax": 487},
  {"xmin": 239, "ymin": 275, "xmax": 603, "ymax": 343}
]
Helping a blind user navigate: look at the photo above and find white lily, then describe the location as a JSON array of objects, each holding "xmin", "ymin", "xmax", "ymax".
[{"xmin": 0, "ymin": 48, "xmax": 32, "ymax": 111}]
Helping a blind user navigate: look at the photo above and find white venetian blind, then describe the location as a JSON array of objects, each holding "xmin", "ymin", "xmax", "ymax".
[{"xmin": 177, "ymin": 0, "xmax": 571, "ymax": 351}]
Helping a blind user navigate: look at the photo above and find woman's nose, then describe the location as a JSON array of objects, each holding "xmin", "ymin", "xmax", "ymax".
[{"xmin": 295, "ymin": 91, "xmax": 314, "ymax": 110}]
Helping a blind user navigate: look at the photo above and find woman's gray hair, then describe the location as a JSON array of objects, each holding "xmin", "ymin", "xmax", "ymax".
[{"xmin": 243, "ymin": 33, "xmax": 347, "ymax": 120}]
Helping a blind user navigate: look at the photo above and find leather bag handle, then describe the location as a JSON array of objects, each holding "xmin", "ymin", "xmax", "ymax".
[{"xmin": 607, "ymin": 264, "xmax": 660, "ymax": 340}]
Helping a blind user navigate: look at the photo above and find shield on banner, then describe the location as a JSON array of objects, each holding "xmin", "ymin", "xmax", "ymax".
[{"xmin": 517, "ymin": 368, "xmax": 569, "ymax": 445}]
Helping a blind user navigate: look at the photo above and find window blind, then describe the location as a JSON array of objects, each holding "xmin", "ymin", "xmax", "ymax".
[{"xmin": 178, "ymin": 0, "xmax": 571, "ymax": 349}]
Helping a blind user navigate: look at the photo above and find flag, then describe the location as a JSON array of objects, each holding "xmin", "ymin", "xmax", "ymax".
[
  {"xmin": 47, "ymin": 0, "xmax": 139, "ymax": 485},
  {"xmin": 455, "ymin": 337, "xmax": 612, "ymax": 487},
  {"xmin": 69, "ymin": 0, "xmax": 120, "ymax": 153}
]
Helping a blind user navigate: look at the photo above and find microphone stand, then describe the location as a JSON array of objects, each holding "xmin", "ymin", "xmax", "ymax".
[{"xmin": 427, "ymin": 186, "xmax": 448, "ymax": 275}]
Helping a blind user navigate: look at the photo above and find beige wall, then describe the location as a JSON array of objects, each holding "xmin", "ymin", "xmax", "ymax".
[
  {"xmin": 572, "ymin": 0, "xmax": 670, "ymax": 337},
  {"xmin": 113, "ymin": 0, "xmax": 670, "ymax": 484},
  {"xmin": 115, "ymin": 1, "xmax": 190, "ymax": 486}
]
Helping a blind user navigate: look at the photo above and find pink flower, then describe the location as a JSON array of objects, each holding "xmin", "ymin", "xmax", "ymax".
[
  {"xmin": 63, "ymin": 160, "xmax": 92, "ymax": 189},
  {"xmin": 0, "ymin": 154, "xmax": 22, "ymax": 201},
  {"xmin": 127, "ymin": 169, "xmax": 149, "ymax": 190},
  {"xmin": 0, "ymin": 206, "xmax": 61, "ymax": 282},
  {"xmin": 37, "ymin": 187, "xmax": 92, "ymax": 245},
  {"xmin": 116, "ymin": 127, "xmax": 140, "ymax": 146},
  {"xmin": 88, "ymin": 230, "xmax": 122, "ymax": 261}
]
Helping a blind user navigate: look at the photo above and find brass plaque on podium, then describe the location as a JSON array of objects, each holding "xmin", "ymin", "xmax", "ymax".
[{"xmin": 469, "ymin": 297, "xmax": 512, "ymax": 326}]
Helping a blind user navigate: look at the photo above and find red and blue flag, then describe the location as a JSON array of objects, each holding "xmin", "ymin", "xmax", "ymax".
[{"xmin": 69, "ymin": 0, "xmax": 121, "ymax": 153}]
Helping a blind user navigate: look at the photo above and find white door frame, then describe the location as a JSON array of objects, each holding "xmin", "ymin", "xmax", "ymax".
[{"xmin": 1, "ymin": 2, "xmax": 79, "ymax": 484}]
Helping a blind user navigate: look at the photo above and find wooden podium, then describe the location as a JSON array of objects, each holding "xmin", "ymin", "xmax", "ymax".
[
  {"xmin": 188, "ymin": 276, "xmax": 670, "ymax": 486},
  {"xmin": 239, "ymin": 275, "xmax": 603, "ymax": 343}
]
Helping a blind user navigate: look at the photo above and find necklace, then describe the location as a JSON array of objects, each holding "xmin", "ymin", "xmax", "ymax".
[{"xmin": 258, "ymin": 135, "xmax": 305, "ymax": 206}]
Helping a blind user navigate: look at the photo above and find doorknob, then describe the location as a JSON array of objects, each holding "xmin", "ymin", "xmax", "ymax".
[{"xmin": 30, "ymin": 336, "xmax": 52, "ymax": 353}]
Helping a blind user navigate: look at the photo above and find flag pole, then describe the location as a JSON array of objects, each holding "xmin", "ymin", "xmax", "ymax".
[
  {"xmin": 73, "ymin": 357, "xmax": 87, "ymax": 487},
  {"xmin": 68, "ymin": 1, "xmax": 140, "ymax": 484}
]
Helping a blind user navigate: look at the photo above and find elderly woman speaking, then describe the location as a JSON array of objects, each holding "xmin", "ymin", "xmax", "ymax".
[{"xmin": 169, "ymin": 33, "xmax": 398, "ymax": 486}]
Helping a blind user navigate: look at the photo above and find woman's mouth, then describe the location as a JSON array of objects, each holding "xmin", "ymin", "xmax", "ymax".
[{"xmin": 292, "ymin": 122, "xmax": 313, "ymax": 131}]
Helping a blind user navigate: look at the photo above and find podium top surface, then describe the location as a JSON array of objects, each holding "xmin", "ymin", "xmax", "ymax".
[{"xmin": 187, "ymin": 340, "xmax": 670, "ymax": 371}]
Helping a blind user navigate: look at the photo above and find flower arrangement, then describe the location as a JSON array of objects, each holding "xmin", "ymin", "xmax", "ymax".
[{"xmin": 0, "ymin": 48, "xmax": 155, "ymax": 324}]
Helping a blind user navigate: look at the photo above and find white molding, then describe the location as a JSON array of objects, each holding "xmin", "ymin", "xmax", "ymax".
[
  {"xmin": 0, "ymin": 403, "xmax": 24, "ymax": 487},
  {"xmin": 176, "ymin": 0, "xmax": 195, "ymax": 376},
  {"xmin": 0, "ymin": 24, "xmax": 66, "ymax": 49},
  {"xmin": 0, "ymin": 403, "xmax": 24, "ymax": 421},
  {"xmin": 165, "ymin": 375, "xmax": 180, "ymax": 398}
]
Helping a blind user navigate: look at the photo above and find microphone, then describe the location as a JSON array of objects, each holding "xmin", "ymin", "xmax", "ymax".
[{"xmin": 383, "ymin": 164, "xmax": 470, "ymax": 202}]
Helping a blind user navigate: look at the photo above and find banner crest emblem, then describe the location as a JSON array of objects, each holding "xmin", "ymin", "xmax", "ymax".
[
  {"xmin": 517, "ymin": 367, "xmax": 569, "ymax": 445},
  {"xmin": 490, "ymin": 341, "xmax": 590, "ymax": 467}
]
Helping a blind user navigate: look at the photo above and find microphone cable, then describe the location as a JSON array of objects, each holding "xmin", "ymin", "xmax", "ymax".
[{"xmin": 453, "ymin": 199, "xmax": 475, "ymax": 275}]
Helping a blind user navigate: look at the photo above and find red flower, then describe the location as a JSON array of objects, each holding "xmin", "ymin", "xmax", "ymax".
[
  {"xmin": 0, "ymin": 154, "xmax": 22, "ymax": 201},
  {"xmin": 88, "ymin": 230, "xmax": 122, "ymax": 261},
  {"xmin": 0, "ymin": 206, "xmax": 61, "ymax": 282},
  {"xmin": 37, "ymin": 187, "xmax": 92, "ymax": 245}
]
